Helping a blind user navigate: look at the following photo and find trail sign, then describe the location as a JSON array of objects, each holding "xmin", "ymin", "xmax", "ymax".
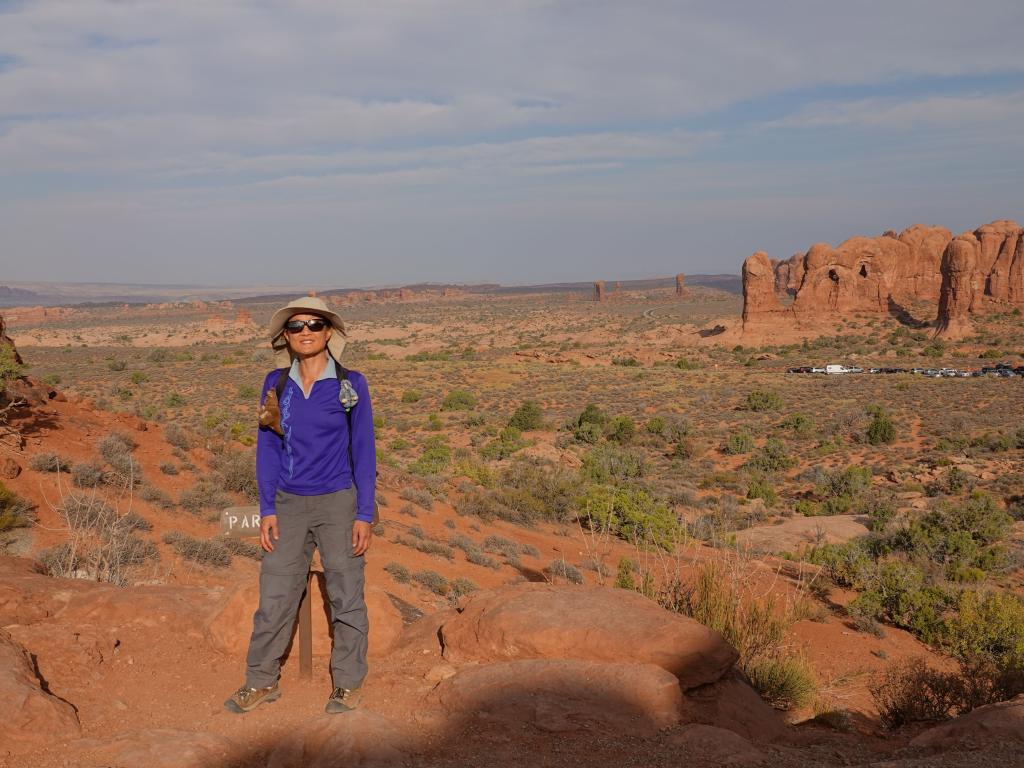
[{"xmin": 221, "ymin": 506, "xmax": 261, "ymax": 537}]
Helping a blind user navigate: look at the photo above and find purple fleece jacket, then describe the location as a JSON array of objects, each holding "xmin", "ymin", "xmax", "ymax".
[{"xmin": 256, "ymin": 365, "xmax": 376, "ymax": 522}]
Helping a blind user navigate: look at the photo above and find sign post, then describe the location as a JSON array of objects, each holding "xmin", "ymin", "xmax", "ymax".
[{"xmin": 221, "ymin": 505, "xmax": 313, "ymax": 680}]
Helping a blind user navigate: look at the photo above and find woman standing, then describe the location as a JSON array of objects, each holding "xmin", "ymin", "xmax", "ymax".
[{"xmin": 225, "ymin": 295, "xmax": 375, "ymax": 714}]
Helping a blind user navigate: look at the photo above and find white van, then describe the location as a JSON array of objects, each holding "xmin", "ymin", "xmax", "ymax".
[{"xmin": 825, "ymin": 364, "xmax": 850, "ymax": 375}]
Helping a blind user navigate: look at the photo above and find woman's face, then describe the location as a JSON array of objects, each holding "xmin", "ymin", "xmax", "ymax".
[{"xmin": 284, "ymin": 313, "xmax": 332, "ymax": 358}]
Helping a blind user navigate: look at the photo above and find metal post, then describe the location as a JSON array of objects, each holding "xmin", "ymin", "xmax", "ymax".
[{"xmin": 298, "ymin": 570, "xmax": 312, "ymax": 680}]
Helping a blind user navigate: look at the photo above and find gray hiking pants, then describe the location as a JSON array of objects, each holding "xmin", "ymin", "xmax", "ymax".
[{"xmin": 245, "ymin": 487, "xmax": 368, "ymax": 690}]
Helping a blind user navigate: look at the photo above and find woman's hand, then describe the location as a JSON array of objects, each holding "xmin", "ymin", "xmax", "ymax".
[
  {"xmin": 352, "ymin": 520, "xmax": 373, "ymax": 556},
  {"xmin": 260, "ymin": 515, "xmax": 279, "ymax": 553}
]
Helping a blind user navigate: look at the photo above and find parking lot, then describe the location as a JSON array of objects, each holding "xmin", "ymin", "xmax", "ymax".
[{"xmin": 785, "ymin": 363, "xmax": 1024, "ymax": 378}]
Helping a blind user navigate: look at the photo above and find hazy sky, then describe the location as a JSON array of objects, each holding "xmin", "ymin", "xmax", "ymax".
[{"xmin": 1, "ymin": 1, "xmax": 1023, "ymax": 287}]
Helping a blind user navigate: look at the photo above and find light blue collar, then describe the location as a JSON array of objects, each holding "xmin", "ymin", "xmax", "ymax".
[{"xmin": 289, "ymin": 356, "xmax": 336, "ymax": 399}]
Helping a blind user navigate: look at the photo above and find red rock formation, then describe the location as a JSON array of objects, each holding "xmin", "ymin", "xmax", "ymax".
[
  {"xmin": 593, "ymin": 281, "xmax": 606, "ymax": 302},
  {"xmin": 742, "ymin": 252, "xmax": 790, "ymax": 329},
  {"xmin": 935, "ymin": 234, "xmax": 981, "ymax": 339},
  {"xmin": 744, "ymin": 220, "xmax": 1023, "ymax": 335},
  {"xmin": 675, "ymin": 273, "xmax": 686, "ymax": 297},
  {"xmin": 234, "ymin": 309, "xmax": 253, "ymax": 326}
]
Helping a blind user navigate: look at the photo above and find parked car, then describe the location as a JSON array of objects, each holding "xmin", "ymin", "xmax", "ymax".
[
  {"xmin": 825, "ymin": 364, "xmax": 851, "ymax": 375},
  {"xmin": 811, "ymin": 367, "xmax": 826, "ymax": 374}
]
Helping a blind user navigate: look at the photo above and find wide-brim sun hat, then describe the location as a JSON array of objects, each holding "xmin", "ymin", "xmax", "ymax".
[{"xmin": 269, "ymin": 295, "xmax": 347, "ymax": 368}]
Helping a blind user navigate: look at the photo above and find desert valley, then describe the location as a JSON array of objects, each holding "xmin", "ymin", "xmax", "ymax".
[{"xmin": 1, "ymin": 219, "xmax": 1023, "ymax": 767}]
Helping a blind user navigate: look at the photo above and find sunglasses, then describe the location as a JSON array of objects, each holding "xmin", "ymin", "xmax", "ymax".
[{"xmin": 284, "ymin": 318, "xmax": 330, "ymax": 333}]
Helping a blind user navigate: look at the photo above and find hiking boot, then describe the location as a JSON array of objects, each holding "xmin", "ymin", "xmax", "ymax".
[
  {"xmin": 224, "ymin": 683, "xmax": 281, "ymax": 713},
  {"xmin": 325, "ymin": 686, "xmax": 361, "ymax": 714}
]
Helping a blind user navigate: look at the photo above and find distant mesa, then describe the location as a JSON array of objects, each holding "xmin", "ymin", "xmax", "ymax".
[
  {"xmin": 740, "ymin": 219, "xmax": 1024, "ymax": 340},
  {"xmin": 593, "ymin": 280, "xmax": 606, "ymax": 302},
  {"xmin": 675, "ymin": 273, "xmax": 687, "ymax": 297}
]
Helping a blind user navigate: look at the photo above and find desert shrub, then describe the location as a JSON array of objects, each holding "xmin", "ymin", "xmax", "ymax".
[
  {"xmin": 0, "ymin": 344, "xmax": 23, "ymax": 381},
  {"xmin": 578, "ymin": 485, "xmax": 681, "ymax": 550},
  {"xmin": 545, "ymin": 559, "xmax": 584, "ymax": 585},
  {"xmin": 210, "ymin": 450, "xmax": 258, "ymax": 502},
  {"xmin": 222, "ymin": 537, "xmax": 262, "ymax": 560},
  {"xmin": 744, "ymin": 390, "xmax": 782, "ymax": 412},
  {"xmin": 644, "ymin": 416, "xmax": 666, "ymax": 436},
  {"xmin": 394, "ymin": 533, "xmax": 454, "ymax": 560},
  {"xmin": 159, "ymin": 462, "xmax": 179, "ymax": 475},
  {"xmin": 581, "ymin": 444, "xmax": 646, "ymax": 484},
  {"xmin": 675, "ymin": 357, "xmax": 701, "ymax": 370},
  {"xmin": 59, "ymin": 495, "xmax": 117, "ymax": 531},
  {"xmin": 409, "ymin": 437, "xmax": 451, "ymax": 476},
  {"xmin": 668, "ymin": 561, "xmax": 813, "ymax": 709},
  {"xmin": 508, "ymin": 400, "xmax": 543, "ymax": 431},
  {"xmin": 442, "ymin": 389, "xmax": 477, "ymax": 411},
  {"xmin": 746, "ymin": 438, "xmax": 796, "ymax": 474},
  {"xmin": 450, "ymin": 577, "xmax": 479, "ymax": 598},
  {"xmin": 871, "ymin": 658, "xmax": 968, "ymax": 727},
  {"xmin": 448, "ymin": 533, "xmax": 500, "ymax": 569},
  {"xmin": 107, "ymin": 358, "xmax": 127, "ymax": 371},
  {"xmin": 164, "ymin": 423, "xmax": 191, "ymax": 450},
  {"xmin": 139, "ymin": 485, "xmax": 176, "ymax": 510},
  {"xmin": 0, "ymin": 481, "xmax": 34, "ymax": 532},
  {"xmin": 814, "ymin": 466, "xmax": 872, "ymax": 514},
  {"xmin": 29, "ymin": 452, "xmax": 72, "ymax": 473},
  {"xmin": 479, "ymin": 426, "xmax": 528, "ymax": 460},
  {"xmin": 722, "ymin": 429, "xmax": 754, "ymax": 455},
  {"xmin": 572, "ymin": 404, "xmax": 608, "ymax": 443},
  {"xmin": 615, "ymin": 556, "xmax": 636, "ymax": 589},
  {"xmin": 71, "ymin": 462, "xmax": 104, "ymax": 488},
  {"xmin": 482, "ymin": 534, "xmax": 528, "ymax": 560},
  {"xmin": 412, "ymin": 569, "xmax": 449, "ymax": 595},
  {"xmin": 399, "ymin": 486, "xmax": 434, "ymax": 510},
  {"xmin": 179, "ymin": 481, "xmax": 231, "ymax": 515},
  {"xmin": 744, "ymin": 655, "xmax": 816, "ymax": 710},
  {"xmin": 384, "ymin": 561, "xmax": 410, "ymax": 583},
  {"xmin": 603, "ymin": 415, "xmax": 636, "ymax": 444},
  {"xmin": 401, "ymin": 389, "xmax": 421, "ymax": 403},
  {"xmin": 746, "ymin": 475, "xmax": 778, "ymax": 506},
  {"xmin": 456, "ymin": 459, "xmax": 578, "ymax": 527},
  {"xmin": 162, "ymin": 531, "xmax": 232, "ymax": 568},
  {"xmin": 779, "ymin": 412, "xmax": 814, "ymax": 438},
  {"xmin": 99, "ymin": 432, "xmax": 137, "ymax": 463},
  {"xmin": 866, "ymin": 407, "xmax": 897, "ymax": 445}
]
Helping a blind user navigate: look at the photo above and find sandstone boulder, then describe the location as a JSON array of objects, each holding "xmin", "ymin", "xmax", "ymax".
[
  {"xmin": 427, "ymin": 659, "xmax": 683, "ymax": 734},
  {"xmin": 207, "ymin": 580, "xmax": 403, "ymax": 660},
  {"xmin": 439, "ymin": 583, "xmax": 737, "ymax": 689},
  {"xmin": 679, "ymin": 670, "xmax": 787, "ymax": 743},
  {"xmin": 0, "ymin": 313, "xmax": 23, "ymax": 364},
  {"xmin": 0, "ymin": 629, "xmax": 81, "ymax": 752},
  {"xmin": 910, "ymin": 694, "xmax": 1024, "ymax": 750},
  {"xmin": 266, "ymin": 710, "xmax": 411, "ymax": 768}
]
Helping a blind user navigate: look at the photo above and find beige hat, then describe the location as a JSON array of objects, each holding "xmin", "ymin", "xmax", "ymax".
[{"xmin": 268, "ymin": 296, "xmax": 347, "ymax": 368}]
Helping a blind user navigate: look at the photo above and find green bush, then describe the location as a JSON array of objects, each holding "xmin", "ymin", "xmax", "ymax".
[
  {"xmin": 746, "ymin": 438, "xmax": 796, "ymax": 473},
  {"xmin": 0, "ymin": 481, "xmax": 34, "ymax": 532},
  {"xmin": 746, "ymin": 475, "xmax": 778, "ymax": 506},
  {"xmin": 401, "ymin": 389, "xmax": 422, "ymax": 403},
  {"xmin": 779, "ymin": 412, "xmax": 814, "ymax": 438},
  {"xmin": 581, "ymin": 444, "xmax": 646, "ymax": 484},
  {"xmin": 744, "ymin": 655, "xmax": 816, "ymax": 710},
  {"xmin": 603, "ymin": 415, "xmax": 636, "ymax": 444},
  {"xmin": 456, "ymin": 459, "xmax": 578, "ymax": 527},
  {"xmin": 722, "ymin": 429, "xmax": 754, "ymax": 455},
  {"xmin": 0, "ymin": 345, "xmax": 23, "ymax": 382},
  {"xmin": 866, "ymin": 409, "xmax": 897, "ymax": 445},
  {"xmin": 409, "ymin": 437, "xmax": 451, "ymax": 475},
  {"xmin": 614, "ymin": 557, "xmax": 636, "ymax": 589},
  {"xmin": 745, "ymin": 390, "xmax": 782, "ymax": 412},
  {"xmin": 442, "ymin": 389, "xmax": 477, "ymax": 411},
  {"xmin": 644, "ymin": 416, "xmax": 666, "ymax": 435},
  {"xmin": 508, "ymin": 400, "xmax": 543, "ymax": 431},
  {"xmin": 479, "ymin": 426, "xmax": 527, "ymax": 460},
  {"xmin": 578, "ymin": 485, "xmax": 680, "ymax": 549}
]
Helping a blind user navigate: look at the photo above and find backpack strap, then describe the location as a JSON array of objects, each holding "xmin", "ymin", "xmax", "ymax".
[{"xmin": 273, "ymin": 367, "xmax": 289, "ymax": 401}]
